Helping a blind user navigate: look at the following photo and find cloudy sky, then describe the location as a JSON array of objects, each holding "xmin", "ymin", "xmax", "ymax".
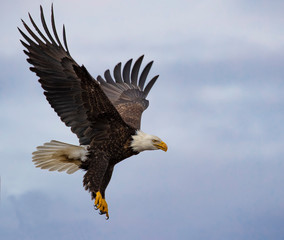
[{"xmin": 1, "ymin": 0, "xmax": 284, "ymax": 239}]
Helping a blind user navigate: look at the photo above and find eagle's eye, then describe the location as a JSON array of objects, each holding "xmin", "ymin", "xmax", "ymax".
[{"xmin": 152, "ymin": 139, "xmax": 159, "ymax": 143}]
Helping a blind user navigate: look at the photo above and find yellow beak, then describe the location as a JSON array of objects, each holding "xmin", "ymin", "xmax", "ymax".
[{"xmin": 156, "ymin": 141, "xmax": 168, "ymax": 152}]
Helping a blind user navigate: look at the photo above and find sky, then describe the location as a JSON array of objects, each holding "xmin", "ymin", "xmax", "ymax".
[{"xmin": 1, "ymin": 0, "xmax": 284, "ymax": 239}]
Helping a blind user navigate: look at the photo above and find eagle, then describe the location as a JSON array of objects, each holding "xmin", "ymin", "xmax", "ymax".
[{"xmin": 19, "ymin": 5, "xmax": 167, "ymax": 219}]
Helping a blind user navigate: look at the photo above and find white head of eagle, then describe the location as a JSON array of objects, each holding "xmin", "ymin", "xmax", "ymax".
[{"xmin": 131, "ymin": 130, "xmax": 168, "ymax": 152}]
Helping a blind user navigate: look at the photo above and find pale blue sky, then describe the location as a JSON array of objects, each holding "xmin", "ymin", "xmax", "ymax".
[{"xmin": 1, "ymin": 0, "xmax": 284, "ymax": 239}]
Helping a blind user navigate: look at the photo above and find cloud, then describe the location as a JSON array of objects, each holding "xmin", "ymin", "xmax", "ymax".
[
  {"xmin": 4, "ymin": 0, "xmax": 284, "ymax": 62},
  {"xmin": 197, "ymin": 85, "xmax": 244, "ymax": 103},
  {"xmin": 2, "ymin": 158, "xmax": 284, "ymax": 240}
]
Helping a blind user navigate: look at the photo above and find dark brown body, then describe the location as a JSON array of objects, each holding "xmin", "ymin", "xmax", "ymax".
[{"xmin": 80, "ymin": 128, "xmax": 138, "ymax": 198}]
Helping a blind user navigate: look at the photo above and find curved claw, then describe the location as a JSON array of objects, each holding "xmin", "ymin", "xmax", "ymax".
[{"xmin": 102, "ymin": 209, "xmax": 109, "ymax": 220}]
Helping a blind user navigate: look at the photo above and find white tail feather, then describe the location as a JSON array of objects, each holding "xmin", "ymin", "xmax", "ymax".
[{"xmin": 32, "ymin": 140, "xmax": 89, "ymax": 174}]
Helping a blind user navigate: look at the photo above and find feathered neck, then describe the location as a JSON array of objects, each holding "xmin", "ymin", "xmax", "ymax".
[{"xmin": 130, "ymin": 130, "xmax": 157, "ymax": 152}]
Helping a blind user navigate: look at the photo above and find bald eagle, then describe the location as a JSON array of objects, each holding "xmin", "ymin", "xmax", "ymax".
[{"xmin": 19, "ymin": 6, "xmax": 167, "ymax": 219}]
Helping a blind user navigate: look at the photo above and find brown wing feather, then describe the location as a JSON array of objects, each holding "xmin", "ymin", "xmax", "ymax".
[
  {"xmin": 97, "ymin": 56, "xmax": 159, "ymax": 129},
  {"xmin": 19, "ymin": 6, "xmax": 94, "ymax": 145}
]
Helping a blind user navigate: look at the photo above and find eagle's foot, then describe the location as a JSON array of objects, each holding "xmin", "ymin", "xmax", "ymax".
[{"xmin": 94, "ymin": 191, "xmax": 109, "ymax": 220}]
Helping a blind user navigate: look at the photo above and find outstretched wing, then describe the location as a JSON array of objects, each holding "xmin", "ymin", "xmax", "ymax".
[
  {"xmin": 19, "ymin": 5, "xmax": 158, "ymax": 145},
  {"xmin": 97, "ymin": 55, "xmax": 159, "ymax": 129},
  {"xmin": 19, "ymin": 5, "xmax": 93, "ymax": 145}
]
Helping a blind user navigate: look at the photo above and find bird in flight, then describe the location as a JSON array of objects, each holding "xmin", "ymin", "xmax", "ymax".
[{"xmin": 19, "ymin": 5, "xmax": 167, "ymax": 219}]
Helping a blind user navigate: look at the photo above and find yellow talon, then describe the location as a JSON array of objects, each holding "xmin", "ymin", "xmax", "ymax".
[
  {"xmin": 94, "ymin": 191, "xmax": 109, "ymax": 219},
  {"xmin": 95, "ymin": 191, "xmax": 103, "ymax": 207}
]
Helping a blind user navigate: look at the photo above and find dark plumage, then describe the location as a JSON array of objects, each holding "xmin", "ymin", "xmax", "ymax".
[{"xmin": 19, "ymin": 5, "xmax": 167, "ymax": 219}]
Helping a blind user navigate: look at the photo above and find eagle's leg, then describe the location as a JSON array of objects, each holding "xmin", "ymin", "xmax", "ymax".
[
  {"xmin": 94, "ymin": 166, "xmax": 113, "ymax": 219},
  {"xmin": 83, "ymin": 153, "xmax": 111, "ymax": 219}
]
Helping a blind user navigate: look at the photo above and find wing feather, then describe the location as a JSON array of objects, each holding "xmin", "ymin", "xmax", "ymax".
[
  {"xmin": 144, "ymin": 75, "xmax": 159, "ymax": 97},
  {"xmin": 113, "ymin": 63, "xmax": 123, "ymax": 83},
  {"xmin": 122, "ymin": 59, "xmax": 132, "ymax": 84},
  {"xmin": 98, "ymin": 56, "xmax": 159, "ymax": 129},
  {"xmin": 104, "ymin": 70, "xmax": 116, "ymax": 84},
  {"xmin": 40, "ymin": 6, "xmax": 57, "ymax": 45},
  {"xmin": 19, "ymin": 6, "xmax": 93, "ymax": 145},
  {"xmin": 51, "ymin": 4, "xmax": 64, "ymax": 49},
  {"xmin": 131, "ymin": 55, "xmax": 144, "ymax": 86},
  {"xmin": 138, "ymin": 61, "xmax": 153, "ymax": 90}
]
